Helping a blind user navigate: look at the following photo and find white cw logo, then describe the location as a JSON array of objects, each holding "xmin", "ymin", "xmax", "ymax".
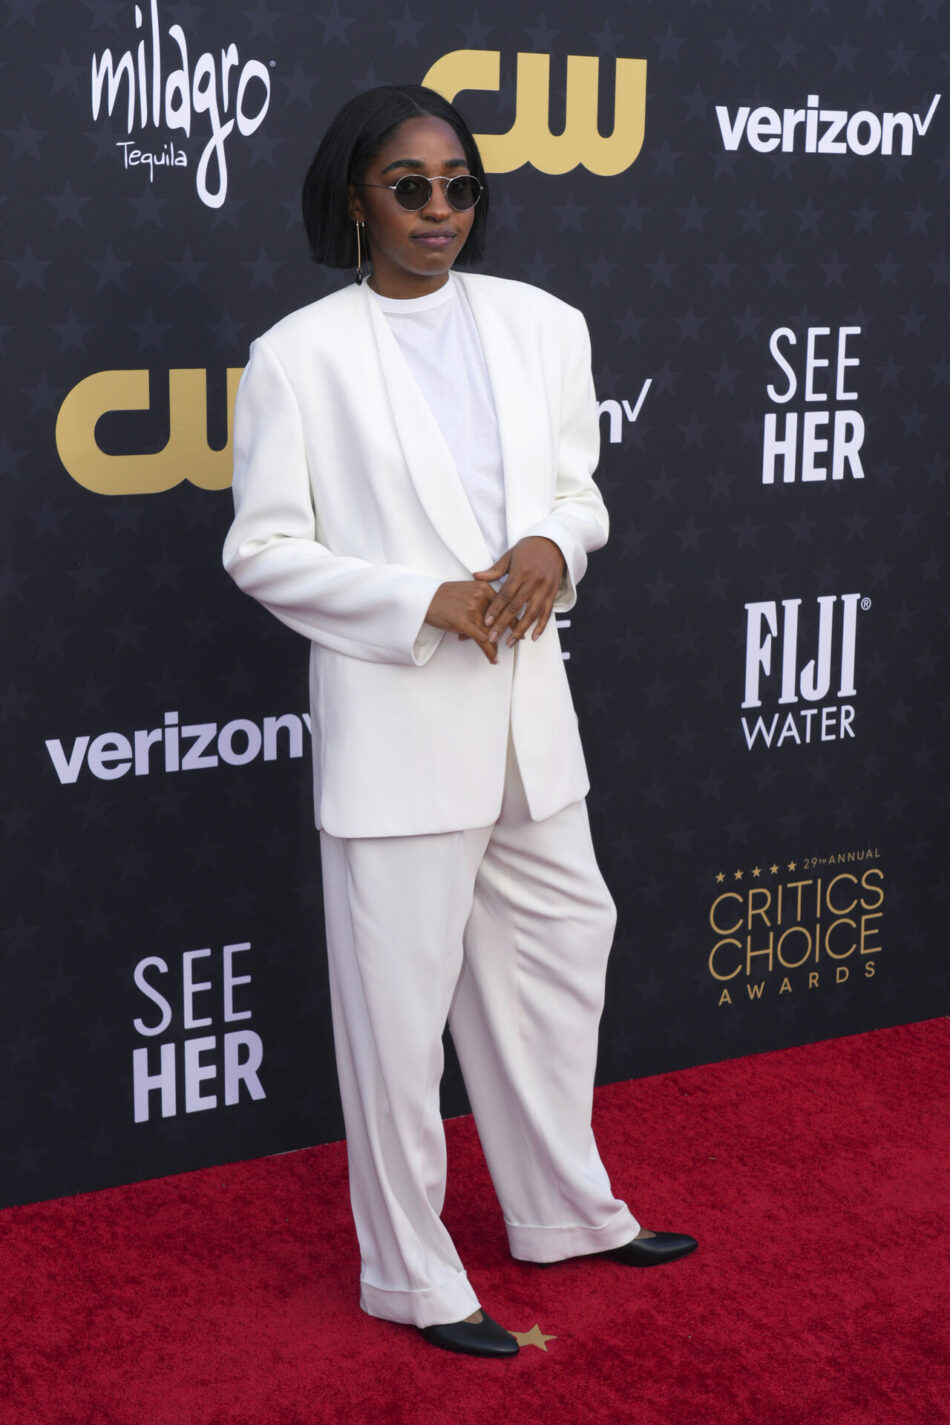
[{"xmin": 90, "ymin": 0, "xmax": 271, "ymax": 208}]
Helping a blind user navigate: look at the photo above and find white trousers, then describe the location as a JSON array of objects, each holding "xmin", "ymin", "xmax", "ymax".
[{"xmin": 319, "ymin": 749, "xmax": 640, "ymax": 1329}]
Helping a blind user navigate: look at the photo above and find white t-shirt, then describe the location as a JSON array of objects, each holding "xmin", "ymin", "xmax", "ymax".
[{"xmin": 370, "ymin": 275, "xmax": 508, "ymax": 562}]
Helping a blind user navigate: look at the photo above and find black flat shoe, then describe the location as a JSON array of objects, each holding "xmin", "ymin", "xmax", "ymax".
[
  {"xmin": 419, "ymin": 1311, "xmax": 520, "ymax": 1358},
  {"xmin": 602, "ymin": 1230, "xmax": 698, "ymax": 1267}
]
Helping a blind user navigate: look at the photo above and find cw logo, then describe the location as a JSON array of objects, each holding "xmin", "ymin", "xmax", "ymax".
[
  {"xmin": 55, "ymin": 368, "xmax": 241, "ymax": 495},
  {"xmin": 422, "ymin": 50, "xmax": 647, "ymax": 175}
]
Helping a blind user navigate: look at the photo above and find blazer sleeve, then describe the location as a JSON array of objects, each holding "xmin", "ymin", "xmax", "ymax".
[
  {"xmin": 223, "ymin": 336, "xmax": 444, "ymax": 666},
  {"xmin": 521, "ymin": 304, "xmax": 608, "ymax": 611}
]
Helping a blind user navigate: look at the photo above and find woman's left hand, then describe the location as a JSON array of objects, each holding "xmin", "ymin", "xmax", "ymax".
[{"xmin": 473, "ymin": 536, "xmax": 565, "ymax": 647}]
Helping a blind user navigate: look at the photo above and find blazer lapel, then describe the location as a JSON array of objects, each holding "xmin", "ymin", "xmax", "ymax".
[
  {"xmin": 455, "ymin": 274, "xmax": 548, "ymax": 548},
  {"xmin": 362, "ymin": 285, "xmax": 493, "ymax": 574}
]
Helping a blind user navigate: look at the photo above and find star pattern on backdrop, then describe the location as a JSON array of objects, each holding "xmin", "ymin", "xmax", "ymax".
[{"xmin": 1, "ymin": 0, "xmax": 945, "ymax": 1208}]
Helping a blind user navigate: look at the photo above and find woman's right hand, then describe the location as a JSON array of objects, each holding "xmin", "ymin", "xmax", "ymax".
[{"xmin": 424, "ymin": 581, "xmax": 500, "ymax": 664}]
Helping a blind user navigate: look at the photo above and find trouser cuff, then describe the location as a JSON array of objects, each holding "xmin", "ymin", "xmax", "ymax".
[
  {"xmin": 505, "ymin": 1203, "xmax": 641, "ymax": 1263},
  {"xmin": 359, "ymin": 1267, "xmax": 481, "ymax": 1328}
]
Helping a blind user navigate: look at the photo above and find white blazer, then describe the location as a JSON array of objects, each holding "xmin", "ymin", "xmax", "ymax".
[{"xmin": 223, "ymin": 272, "xmax": 609, "ymax": 838}]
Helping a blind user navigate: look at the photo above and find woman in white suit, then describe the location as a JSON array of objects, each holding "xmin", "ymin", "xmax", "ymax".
[{"xmin": 224, "ymin": 84, "xmax": 696, "ymax": 1359}]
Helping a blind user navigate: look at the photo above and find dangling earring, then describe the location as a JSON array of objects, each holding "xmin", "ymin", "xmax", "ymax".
[{"xmin": 354, "ymin": 220, "xmax": 366, "ymax": 285}]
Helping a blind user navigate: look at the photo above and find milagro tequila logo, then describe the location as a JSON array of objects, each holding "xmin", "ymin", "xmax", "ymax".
[{"xmin": 90, "ymin": 0, "xmax": 272, "ymax": 208}]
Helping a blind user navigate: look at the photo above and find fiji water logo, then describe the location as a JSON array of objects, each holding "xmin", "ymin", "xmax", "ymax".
[
  {"xmin": 90, "ymin": 0, "xmax": 272, "ymax": 209},
  {"xmin": 740, "ymin": 593, "xmax": 867, "ymax": 750}
]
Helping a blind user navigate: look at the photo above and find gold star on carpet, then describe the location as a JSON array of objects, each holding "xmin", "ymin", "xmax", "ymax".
[
  {"xmin": 770, "ymin": 863, "xmax": 779, "ymax": 875},
  {"xmin": 715, "ymin": 871, "xmax": 725, "ymax": 883},
  {"xmin": 788, "ymin": 860, "xmax": 797, "ymax": 871},
  {"xmin": 734, "ymin": 868, "xmax": 743, "ymax": 880},
  {"xmin": 751, "ymin": 866, "xmax": 761, "ymax": 877},
  {"xmin": 511, "ymin": 1323, "xmax": 557, "ymax": 1351}
]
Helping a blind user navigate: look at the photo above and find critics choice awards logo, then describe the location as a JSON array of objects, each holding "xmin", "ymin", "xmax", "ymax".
[
  {"xmin": 89, "ymin": 0, "xmax": 272, "ymax": 208},
  {"xmin": 707, "ymin": 854, "xmax": 884, "ymax": 1008}
]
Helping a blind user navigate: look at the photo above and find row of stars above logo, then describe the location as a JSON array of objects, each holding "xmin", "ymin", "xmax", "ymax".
[{"xmin": 714, "ymin": 856, "xmax": 881, "ymax": 882}]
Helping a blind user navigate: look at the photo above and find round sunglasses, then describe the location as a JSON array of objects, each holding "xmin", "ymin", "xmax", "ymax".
[{"xmin": 358, "ymin": 173, "xmax": 484, "ymax": 212}]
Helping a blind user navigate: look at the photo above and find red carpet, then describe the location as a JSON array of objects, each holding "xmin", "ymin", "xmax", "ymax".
[{"xmin": 2, "ymin": 1019, "xmax": 948, "ymax": 1425}]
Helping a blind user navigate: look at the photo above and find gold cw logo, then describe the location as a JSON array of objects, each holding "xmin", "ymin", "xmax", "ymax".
[
  {"xmin": 421, "ymin": 50, "xmax": 647, "ymax": 175},
  {"xmin": 55, "ymin": 368, "xmax": 241, "ymax": 495}
]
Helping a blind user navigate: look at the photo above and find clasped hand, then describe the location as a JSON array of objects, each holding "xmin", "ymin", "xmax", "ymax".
[{"xmin": 424, "ymin": 537, "xmax": 565, "ymax": 665}]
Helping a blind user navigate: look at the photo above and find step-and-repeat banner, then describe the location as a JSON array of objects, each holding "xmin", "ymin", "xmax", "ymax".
[{"xmin": 2, "ymin": 1, "xmax": 947, "ymax": 1207}]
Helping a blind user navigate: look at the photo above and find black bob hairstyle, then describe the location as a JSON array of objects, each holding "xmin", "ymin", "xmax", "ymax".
[{"xmin": 301, "ymin": 84, "xmax": 489, "ymax": 270}]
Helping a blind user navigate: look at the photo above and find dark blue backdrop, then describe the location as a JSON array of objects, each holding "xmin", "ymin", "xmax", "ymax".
[{"xmin": 2, "ymin": 0, "xmax": 947, "ymax": 1207}]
